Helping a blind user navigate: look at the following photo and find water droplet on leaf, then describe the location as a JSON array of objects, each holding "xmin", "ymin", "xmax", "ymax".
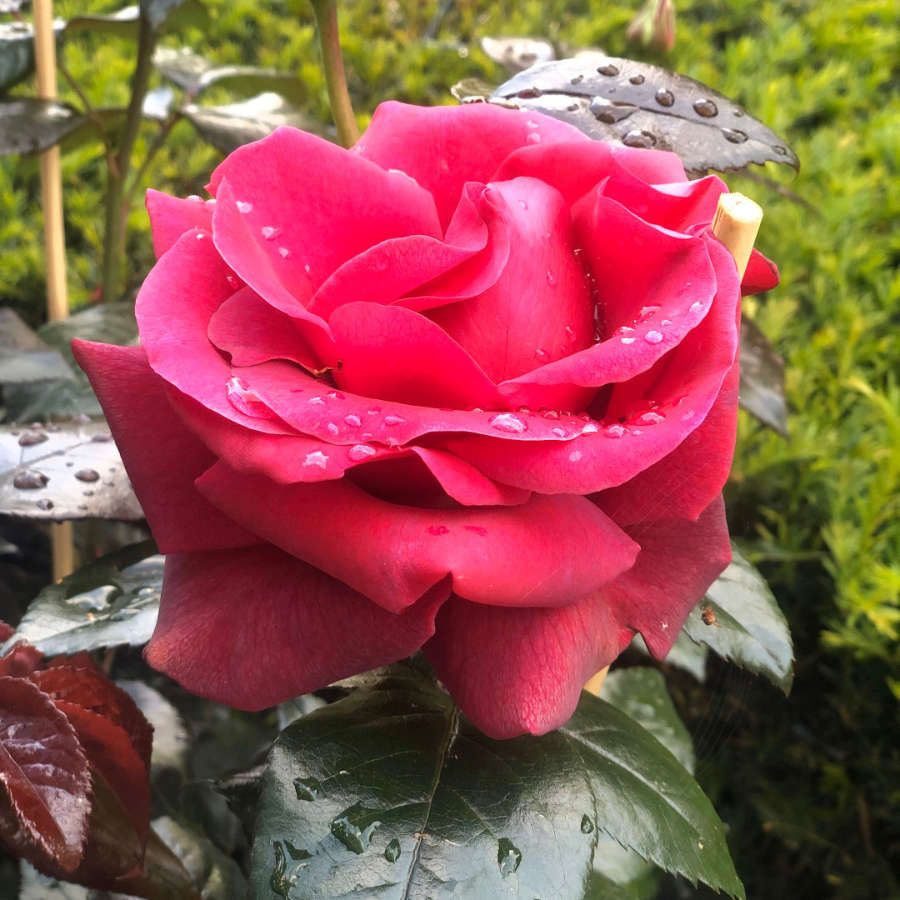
[
  {"xmin": 597, "ymin": 63, "xmax": 619, "ymax": 76},
  {"xmin": 693, "ymin": 98, "xmax": 718, "ymax": 117},
  {"xmin": 384, "ymin": 838, "xmax": 401, "ymax": 863},
  {"xmin": 722, "ymin": 127, "xmax": 748, "ymax": 143},
  {"xmin": 18, "ymin": 430, "xmax": 47, "ymax": 446},
  {"xmin": 330, "ymin": 804, "xmax": 381, "ymax": 854},
  {"xmin": 581, "ymin": 814, "xmax": 595, "ymax": 834},
  {"xmin": 497, "ymin": 837, "xmax": 522, "ymax": 876},
  {"xmin": 654, "ymin": 88, "xmax": 675, "ymax": 107},
  {"xmin": 622, "ymin": 129, "xmax": 657, "ymax": 149},
  {"xmin": 293, "ymin": 776, "xmax": 320, "ymax": 801},
  {"xmin": 74, "ymin": 468, "xmax": 100, "ymax": 483}
]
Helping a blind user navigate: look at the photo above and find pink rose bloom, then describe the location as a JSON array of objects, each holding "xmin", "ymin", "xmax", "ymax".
[{"xmin": 75, "ymin": 103, "xmax": 778, "ymax": 739}]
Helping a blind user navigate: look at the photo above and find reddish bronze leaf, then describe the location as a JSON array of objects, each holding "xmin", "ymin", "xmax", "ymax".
[{"xmin": 0, "ymin": 675, "xmax": 91, "ymax": 873}]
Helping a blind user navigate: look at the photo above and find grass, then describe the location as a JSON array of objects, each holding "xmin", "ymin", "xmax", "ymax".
[{"xmin": 1, "ymin": 0, "xmax": 897, "ymax": 895}]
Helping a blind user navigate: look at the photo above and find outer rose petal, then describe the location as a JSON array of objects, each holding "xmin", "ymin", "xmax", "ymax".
[
  {"xmin": 146, "ymin": 189, "xmax": 213, "ymax": 258},
  {"xmin": 355, "ymin": 101, "xmax": 587, "ymax": 227},
  {"xmin": 425, "ymin": 595, "xmax": 633, "ymax": 739},
  {"xmin": 145, "ymin": 546, "xmax": 449, "ymax": 710},
  {"xmin": 741, "ymin": 248, "xmax": 780, "ymax": 294},
  {"xmin": 196, "ymin": 464, "xmax": 639, "ymax": 613},
  {"xmin": 71, "ymin": 341, "xmax": 255, "ymax": 553},
  {"xmin": 610, "ymin": 143, "xmax": 687, "ymax": 183},
  {"xmin": 602, "ymin": 496, "xmax": 731, "ymax": 658}
]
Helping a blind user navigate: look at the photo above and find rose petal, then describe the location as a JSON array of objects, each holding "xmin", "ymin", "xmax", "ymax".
[
  {"xmin": 146, "ymin": 189, "xmax": 213, "ymax": 258},
  {"xmin": 208, "ymin": 287, "xmax": 321, "ymax": 370},
  {"xmin": 429, "ymin": 177, "xmax": 595, "ymax": 395},
  {"xmin": 599, "ymin": 496, "xmax": 731, "ymax": 658},
  {"xmin": 355, "ymin": 101, "xmax": 587, "ymax": 227},
  {"xmin": 741, "ymin": 248, "xmax": 780, "ymax": 295},
  {"xmin": 72, "ymin": 341, "xmax": 256, "ymax": 553},
  {"xmin": 196, "ymin": 464, "xmax": 639, "ymax": 613},
  {"xmin": 330, "ymin": 302, "xmax": 503, "ymax": 409},
  {"xmin": 610, "ymin": 143, "xmax": 687, "ymax": 183},
  {"xmin": 145, "ymin": 546, "xmax": 448, "ymax": 710},
  {"xmin": 425, "ymin": 595, "xmax": 632, "ymax": 739}
]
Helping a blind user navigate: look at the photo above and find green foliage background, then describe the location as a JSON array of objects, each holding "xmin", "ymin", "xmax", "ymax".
[{"xmin": 1, "ymin": 0, "xmax": 897, "ymax": 896}]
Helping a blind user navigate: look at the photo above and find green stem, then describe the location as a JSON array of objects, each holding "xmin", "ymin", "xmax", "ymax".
[
  {"xmin": 99, "ymin": 12, "xmax": 156, "ymax": 302},
  {"xmin": 125, "ymin": 111, "xmax": 183, "ymax": 208},
  {"xmin": 309, "ymin": 0, "xmax": 358, "ymax": 148}
]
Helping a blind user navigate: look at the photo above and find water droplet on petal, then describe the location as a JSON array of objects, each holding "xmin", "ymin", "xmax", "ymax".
[
  {"xmin": 644, "ymin": 330, "xmax": 664, "ymax": 344},
  {"xmin": 640, "ymin": 305, "xmax": 660, "ymax": 319},
  {"xmin": 261, "ymin": 225, "xmax": 280, "ymax": 240},
  {"xmin": 383, "ymin": 414, "xmax": 405, "ymax": 427},
  {"xmin": 384, "ymin": 838, "xmax": 401, "ymax": 863},
  {"xmin": 546, "ymin": 270, "xmax": 557, "ymax": 286},
  {"xmin": 605, "ymin": 424, "xmax": 627, "ymax": 438},
  {"xmin": 518, "ymin": 199, "xmax": 528, "ymax": 210},
  {"xmin": 638, "ymin": 411, "xmax": 666, "ymax": 425},
  {"xmin": 235, "ymin": 200, "xmax": 253, "ymax": 213},
  {"xmin": 308, "ymin": 396, "xmax": 325, "ymax": 405},
  {"xmin": 581, "ymin": 814, "xmax": 595, "ymax": 834},
  {"xmin": 348, "ymin": 444, "xmax": 376, "ymax": 462},
  {"xmin": 293, "ymin": 776, "xmax": 320, "ymax": 801},
  {"xmin": 75, "ymin": 468, "xmax": 100, "ymax": 483},
  {"xmin": 14, "ymin": 470, "xmax": 48, "ymax": 490},
  {"xmin": 526, "ymin": 131, "xmax": 541, "ymax": 143},
  {"xmin": 326, "ymin": 422, "xmax": 340, "ymax": 436},
  {"xmin": 497, "ymin": 838, "xmax": 522, "ymax": 876},
  {"xmin": 655, "ymin": 88, "xmax": 675, "ymax": 107},
  {"xmin": 303, "ymin": 451, "xmax": 329, "ymax": 469},
  {"xmin": 344, "ymin": 414, "xmax": 362, "ymax": 427},
  {"xmin": 569, "ymin": 450, "xmax": 583, "ymax": 462},
  {"xmin": 489, "ymin": 413, "xmax": 527, "ymax": 434},
  {"xmin": 693, "ymin": 98, "xmax": 718, "ymax": 117},
  {"xmin": 582, "ymin": 422, "xmax": 599, "ymax": 434},
  {"xmin": 535, "ymin": 347, "xmax": 549, "ymax": 361},
  {"xmin": 551, "ymin": 427, "xmax": 566, "ymax": 438},
  {"xmin": 278, "ymin": 246, "xmax": 290, "ymax": 259},
  {"xmin": 621, "ymin": 336, "xmax": 636, "ymax": 344}
]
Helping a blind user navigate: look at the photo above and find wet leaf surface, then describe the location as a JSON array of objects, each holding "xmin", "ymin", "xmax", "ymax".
[
  {"xmin": 684, "ymin": 544, "xmax": 794, "ymax": 693},
  {"xmin": 739, "ymin": 317, "xmax": 788, "ymax": 435},
  {"xmin": 4, "ymin": 541, "xmax": 160, "ymax": 656},
  {"xmin": 491, "ymin": 56, "xmax": 799, "ymax": 174},
  {"xmin": 251, "ymin": 666, "xmax": 743, "ymax": 899},
  {"xmin": 183, "ymin": 92, "xmax": 314, "ymax": 154},
  {"xmin": 0, "ymin": 99, "xmax": 86, "ymax": 156},
  {"xmin": 0, "ymin": 419, "xmax": 142, "ymax": 522},
  {"xmin": 0, "ymin": 309, "xmax": 74, "ymax": 386}
]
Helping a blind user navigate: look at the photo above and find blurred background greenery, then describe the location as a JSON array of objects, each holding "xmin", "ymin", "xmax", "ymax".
[{"xmin": 1, "ymin": 0, "xmax": 897, "ymax": 896}]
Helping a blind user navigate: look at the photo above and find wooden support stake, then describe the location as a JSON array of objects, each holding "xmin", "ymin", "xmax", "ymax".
[
  {"xmin": 583, "ymin": 192, "xmax": 764, "ymax": 699},
  {"xmin": 711, "ymin": 192, "xmax": 763, "ymax": 280},
  {"xmin": 33, "ymin": 0, "xmax": 75, "ymax": 581}
]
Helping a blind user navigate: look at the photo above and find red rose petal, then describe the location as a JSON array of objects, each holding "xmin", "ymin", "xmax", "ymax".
[
  {"xmin": 72, "ymin": 341, "xmax": 256, "ymax": 553},
  {"xmin": 355, "ymin": 101, "xmax": 587, "ymax": 227},
  {"xmin": 425, "ymin": 595, "xmax": 633, "ymax": 739},
  {"xmin": 609, "ymin": 143, "xmax": 687, "ymax": 183},
  {"xmin": 145, "ymin": 546, "xmax": 449, "ymax": 710},
  {"xmin": 741, "ymin": 248, "xmax": 780, "ymax": 294},
  {"xmin": 196, "ymin": 464, "xmax": 639, "ymax": 613},
  {"xmin": 145, "ymin": 189, "xmax": 213, "ymax": 258}
]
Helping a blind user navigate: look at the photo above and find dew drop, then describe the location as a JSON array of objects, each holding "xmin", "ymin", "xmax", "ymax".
[
  {"xmin": 722, "ymin": 127, "xmax": 748, "ymax": 144},
  {"xmin": 74, "ymin": 468, "xmax": 100, "ymax": 483},
  {"xmin": 569, "ymin": 450, "xmax": 583, "ymax": 462},
  {"xmin": 690, "ymin": 300, "xmax": 704, "ymax": 312},
  {"xmin": 774, "ymin": 145, "xmax": 788, "ymax": 156},
  {"xmin": 638, "ymin": 411, "xmax": 666, "ymax": 425},
  {"xmin": 546, "ymin": 270, "xmax": 557, "ymax": 286},
  {"xmin": 36, "ymin": 498, "xmax": 54, "ymax": 511},
  {"xmin": 303, "ymin": 451, "xmax": 329, "ymax": 469},
  {"xmin": 551, "ymin": 427, "xmax": 566, "ymax": 438},
  {"xmin": 235, "ymin": 200, "xmax": 253, "ymax": 213},
  {"xmin": 497, "ymin": 838, "xmax": 522, "ymax": 876},
  {"xmin": 225, "ymin": 274, "xmax": 239, "ymax": 289},
  {"xmin": 620, "ymin": 336, "xmax": 636, "ymax": 344},
  {"xmin": 582, "ymin": 422, "xmax": 599, "ymax": 434},
  {"xmin": 644, "ymin": 330, "xmax": 664, "ymax": 344},
  {"xmin": 261, "ymin": 225, "xmax": 280, "ymax": 240},
  {"xmin": 597, "ymin": 63, "xmax": 619, "ymax": 76},
  {"xmin": 344, "ymin": 414, "xmax": 362, "ymax": 427},
  {"xmin": 327, "ymin": 391, "xmax": 345, "ymax": 400},
  {"xmin": 589, "ymin": 97, "xmax": 638, "ymax": 124},
  {"xmin": 18, "ymin": 430, "xmax": 48, "ymax": 446},
  {"xmin": 570, "ymin": 74, "xmax": 585, "ymax": 85},
  {"xmin": 541, "ymin": 409, "xmax": 560, "ymax": 419},
  {"xmin": 384, "ymin": 838, "xmax": 401, "ymax": 863},
  {"xmin": 428, "ymin": 525, "xmax": 450, "ymax": 536},
  {"xmin": 278, "ymin": 246, "xmax": 290, "ymax": 259},
  {"xmin": 605, "ymin": 424, "xmax": 626, "ymax": 438},
  {"xmin": 195, "ymin": 232, "xmax": 206, "ymax": 240},
  {"xmin": 293, "ymin": 776, "xmax": 320, "ymax": 801},
  {"xmin": 622, "ymin": 129, "xmax": 657, "ymax": 149},
  {"xmin": 564, "ymin": 324, "xmax": 576, "ymax": 340},
  {"xmin": 629, "ymin": 73, "xmax": 645, "ymax": 85},
  {"xmin": 581, "ymin": 814, "xmax": 595, "ymax": 834},
  {"xmin": 526, "ymin": 131, "xmax": 541, "ymax": 144},
  {"xmin": 13, "ymin": 470, "xmax": 48, "ymax": 490},
  {"xmin": 518, "ymin": 199, "xmax": 528, "ymax": 210},
  {"xmin": 348, "ymin": 444, "xmax": 376, "ymax": 461},
  {"xmin": 535, "ymin": 347, "xmax": 549, "ymax": 361},
  {"xmin": 330, "ymin": 804, "xmax": 381, "ymax": 854},
  {"xmin": 383, "ymin": 414, "xmax": 405, "ymax": 427},
  {"xmin": 308, "ymin": 396, "xmax": 325, "ymax": 405},
  {"xmin": 489, "ymin": 413, "xmax": 527, "ymax": 434},
  {"xmin": 326, "ymin": 422, "xmax": 340, "ymax": 436},
  {"xmin": 693, "ymin": 98, "xmax": 718, "ymax": 117},
  {"xmin": 640, "ymin": 305, "xmax": 660, "ymax": 319},
  {"xmin": 654, "ymin": 88, "xmax": 675, "ymax": 107}
]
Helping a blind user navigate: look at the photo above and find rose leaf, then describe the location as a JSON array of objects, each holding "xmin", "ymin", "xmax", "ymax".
[
  {"xmin": 0, "ymin": 676, "xmax": 91, "ymax": 874},
  {"xmin": 739, "ymin": 317, "xmax": 788, "ymax": 435},
  {"xmin": 3, "ymin": 542, "xmax": 161, "ymax": 656},
  {"xmin": 250, "ymin": 665, "xmax": 744, "ymax": 899},
  {"xmin": 490, "ymin": 55, "xmax": 799, "ymax": 175},
  {"xmin": 683, "ymin": 544, "xmax": 795, "ymax": 693}
]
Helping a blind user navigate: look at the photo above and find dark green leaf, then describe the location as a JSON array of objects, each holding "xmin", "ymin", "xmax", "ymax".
[
  {"xmin": 0, "ymin": 21, "xmax": 36, "ymax": 94},
  {"xmin": 140, "ymin": 0, "xmax": 208, "ymax": 32},
  {"xmin": 183, "ymin": 92, "xmax": 313, "ymax": 154},
  {"xmin": 683, "ymin": 545, "xmax": 795, "ymax": 693},
  {"xmin": 491, "ymin": 56, "xmax": 799, "ymax": 175},
  {"xmin": 0, "ymin": 309, "xmax": 74, "ymax": 386},
  {"xmin": 603, "ymin": 668, "xmax": 694, "ymax": 773},
  {"xmin": 739, "ymin": 317, "xmax": 788, "ymax": 435},
  {"xmin": 0, "ymin": 418, "xmax": 142, "ymax": 521},
  {"xmin": 480, "ymin": 35, "xmax": 555, "ymax": 73},
  {"xmin": 633, "ymin": 630, "xmax": 708, "ymax": 681},
  {"xmin": 154, "ymin": 46, "xmax": 306, "ymax": 102},
  {"xmin": 151, "ymin": 816, "xmax": 248, "ymax": 900},
  {"xmin": 0, "ymin": 99, "xmax": 85, "ymax": 156},
  {"xmin": 251, "ymin": 667, "xmax": 743, "ymax": 899},
  {"xmin": 65, "ymin": 7, "xmax": 140, "ymax": 39},
  {"xmin": 2, "ymin": 541, "xmax": 159, "ymax": 655}
]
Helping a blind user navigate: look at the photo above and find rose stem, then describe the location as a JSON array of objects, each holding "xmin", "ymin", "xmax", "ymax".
[
  {"xmin": 584, "ymin": 194, "xmax": 764, "ymax": 698},
  {"xmin": 33, "ymin": 0, "xmax": 76, "ymax": 580},
  {"xmin": 309, "ymin": 0, "xmax": 359, "ymax": 148},
  {"xmin": 712, "ymin": 192, "xmax": 764, "ymax": 279}
]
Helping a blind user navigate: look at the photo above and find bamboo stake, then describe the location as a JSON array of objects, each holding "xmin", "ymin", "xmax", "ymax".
[
  {"xmin": 33, "ymin": 0, "xmax": 75, "ymax": 581},
  {"xmin": 584, "ymin": 193, "xmax": 763, "ymax": 699}
]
